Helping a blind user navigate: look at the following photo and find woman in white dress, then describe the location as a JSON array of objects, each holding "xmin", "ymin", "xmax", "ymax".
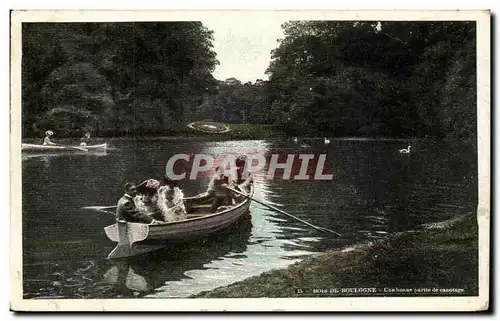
[{"xmin": 43, "ymin": 130, "xmax": 56, "ymax": 145}]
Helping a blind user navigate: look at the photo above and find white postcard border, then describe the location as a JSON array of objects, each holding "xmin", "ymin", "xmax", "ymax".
[{"xmin": 9, "ymin": 9, "xmax": 490, "ymax": 312}]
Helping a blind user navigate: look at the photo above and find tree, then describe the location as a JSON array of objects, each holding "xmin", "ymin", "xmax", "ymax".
[
  {"xmin": 22, "ymin": 22, "xmax": 219, "ymax": 137},
  {"xmin": 264, "ymin": 20, "xmax": 476, "ymax": 140}
]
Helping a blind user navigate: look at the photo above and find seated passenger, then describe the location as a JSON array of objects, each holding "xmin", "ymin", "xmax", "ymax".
[
  {"xmin": 157, "ymin": 184, "xmax": 187, "ymax": 222},
  {"xmin": 116, "ymin": 182, "xmax": 160, "ymax": 224},
  {"xmin": 235, "ymin": 155, "xmax": 247, "ymax": 184},
  {"xmin": 135, "ymin": 179, "xmax": 164, "ymax": 222},
  {"xmin": 43, "ymin": 130, "xmax": 56, "ymax": 145},
  {"xmin": 210, "ymin": 172, "xmax": 235, "ymax": 212},
  {"xmin": 80, "ymin": 132, "xmax": 91, "ymax": 146}
]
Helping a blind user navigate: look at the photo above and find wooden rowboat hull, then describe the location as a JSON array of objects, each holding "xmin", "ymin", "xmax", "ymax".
[
  {"xmin": 22, "ymin": 143, "xmax": 107, "ymax": 152},
  {"xmin": 104, "ymin": 182, "xmax": 254, "ymax": 259}
]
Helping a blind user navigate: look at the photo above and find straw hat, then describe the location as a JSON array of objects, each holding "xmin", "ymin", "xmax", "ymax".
[
  {"xmin": 45, "ymin": 130, "xmax": 54, "ymax": 136},
  {"xmin": 138, "ymin": 179, "xmax": 160, "ymax": 189},
  {"xmin": 136, "ymin": 179, "xmax": 161, "ymax": 196}
]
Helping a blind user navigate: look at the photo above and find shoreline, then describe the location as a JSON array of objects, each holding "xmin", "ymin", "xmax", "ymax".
[
  {"xmin": 192, "ymin": 212, "xmax": 478, "ymax": 298},
  {"xmin": 21, "ymin": 136, "xmax": 416, "ymax": 143},
  {"xmin": 22, "ymin": 124, "xmax": 284, "ymax": 141},
  {"xmin": 21, "ymin": 124, "xmax": 428, "ymax": 142}
]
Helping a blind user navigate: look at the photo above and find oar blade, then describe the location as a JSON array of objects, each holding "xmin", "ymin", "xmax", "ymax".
[
  {"xmin": 82, "ymin": 205, "xmax": 117, "ymax": 213},
  {"xmin": 225, "ymin": 185, "xmax": 342, "ymax": 237}
]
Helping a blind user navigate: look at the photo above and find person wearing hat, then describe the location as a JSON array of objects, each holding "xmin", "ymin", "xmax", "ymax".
[
  {"xmin": 208, "ymin": 167, "xmax": 235, "ymax": 212},
  {"xmin": 135, "ymin": 179, "xmax": 164, "ymax": 222},
  {"xmin": 80, "ymin": 132, "xmax": 91, "ymax": 146},
  {"xmin": 43, "ymin": 130, "xmax": 57, "ymax": 146},
  {"xmin": 116, "ymin": 182, "xmax": 161, "ymax": 224},
  {"xmin": 157, "ymin": 183, "xmax": 187, "ymax": 222}
]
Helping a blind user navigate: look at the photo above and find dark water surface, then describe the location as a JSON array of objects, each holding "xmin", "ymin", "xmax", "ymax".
[{"xmin": 21, "ymin": 138, "xmax": 477, "ymax": 298}]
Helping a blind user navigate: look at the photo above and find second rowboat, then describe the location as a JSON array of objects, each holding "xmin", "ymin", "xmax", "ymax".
[{"xmin": 22, "ymin": 143, "xmax": 107, "ymax": 152}]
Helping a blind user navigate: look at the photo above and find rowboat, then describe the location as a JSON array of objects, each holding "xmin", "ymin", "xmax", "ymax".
[
  {"xmin": 22, "ymin": 143, "xmax": 107, "ymax": 152},
  {"xmin": 103, "ymin": 214, "xmax": 253, "ymax": 292},
  {"xmin": 104, "ymin": 180, "xmax": 254, "ymax": 259}
]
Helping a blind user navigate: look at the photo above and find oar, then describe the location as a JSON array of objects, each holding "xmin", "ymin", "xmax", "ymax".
[
  {"xmin": 82, "ymin": 205, "xmax": 117, "ymax": 212},
  {"xmin": 225, "ymin": 186, "xmax": 342, "ymax": 237},
  {"xmin": 59, "ymin": 144, "xmax": 88, "ymax": 152},
  {"xmin": 82, "ymin": 196, "xmax": 191, "ymax": 212},
  {"xmin": 71, "ymin": 145, "xmax": 88, "ymax": 152}
]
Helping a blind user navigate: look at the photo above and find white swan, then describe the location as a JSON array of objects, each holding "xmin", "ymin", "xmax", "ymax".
[
  {"xmin": 293, "ymin": 137, "xmax": 298, "ymax": 143},
  {"xmin": 399, "ymin": 145, "xmax": 411, "ymax": 154},
  {"xmin": 324, "ymin": 137, "xmax": 330, "ymax": 145}
]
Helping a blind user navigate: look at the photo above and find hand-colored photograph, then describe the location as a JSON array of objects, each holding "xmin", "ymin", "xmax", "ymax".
[{"xmin": 10, "ymin": 9, "xmax": 490, "ymax": 312}]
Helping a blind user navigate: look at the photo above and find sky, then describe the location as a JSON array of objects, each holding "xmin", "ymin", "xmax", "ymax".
[
  {"xmin": 202, "ymin": 17, "xmax": 287, "ymax": 83},
  {"xmin": 202, "ymin": 19, "xmax": 381, "ymax": 83}
]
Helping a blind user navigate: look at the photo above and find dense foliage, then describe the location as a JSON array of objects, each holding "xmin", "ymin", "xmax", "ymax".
[
  {"xmin": 22, "ymin": 22, "xmax": 219, "ymax": 137},
  {"xmin": 197, "ymin": 78, "xmax": 267, "ymax": 124},
  {"xmin": 22, "ymin": 21, "xmax": 476, "ymax": 141},
  {"xmin": 264, "ymin": 21, "xmax": 477, "ymax": 140}
]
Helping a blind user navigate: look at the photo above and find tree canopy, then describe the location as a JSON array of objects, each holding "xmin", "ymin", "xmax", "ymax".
[
  {"xmin": 264, "ymin": 21, "xmax": 476, "ymax": 140},
  {"xmin": 22, "ymin": 22, "xmax": 219, "ymax": 137},
  {"xmin": 22, "ymin": 21, "xmax": 476, "ymax": 142}
]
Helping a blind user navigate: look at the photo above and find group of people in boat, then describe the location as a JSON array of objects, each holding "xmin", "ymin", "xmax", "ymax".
[
  {"xmin": 115, "ymin": 156, "xmax": 251, "ymax": 225},
  {"xmin": 42, "ymin": 130, "xmax": 92, "ymax": 146},
  {"xmin": 116, "ymin": 179, "xmax": 185, "ymax": 225}
]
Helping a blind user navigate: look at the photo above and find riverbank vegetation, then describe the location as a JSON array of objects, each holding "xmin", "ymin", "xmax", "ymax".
[
  {"xmin": 264, "ymin": 21, "xmax": 476, "ymax": 141},
  {"xmin": 22, "ymin": 21, "xmax": 476, "ymax": 144},
  {"xmin": 22, "ymin": 22, "xmax": 219, "ymax": 138},
  {"xmin": 193, "ymin": 212, "xmax": 478, "ymax": 298}
]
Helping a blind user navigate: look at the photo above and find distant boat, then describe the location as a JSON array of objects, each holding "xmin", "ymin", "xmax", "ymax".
[
  {"xmin": 187, "ymin": 121, "xmax": 230, "ymax": 134},
  {"xmin": 22, "ymin": 143, "xmax": 107, "ymax": 152}
]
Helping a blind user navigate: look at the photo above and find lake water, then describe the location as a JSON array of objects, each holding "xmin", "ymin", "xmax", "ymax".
[{"xmin": 21, "ymin": 137, "xmax": 477, "ymax": 299}]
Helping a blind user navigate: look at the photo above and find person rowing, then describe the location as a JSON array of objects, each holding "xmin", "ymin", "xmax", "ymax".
[
  {"xmin": 235, "ymin": 155, "xmax": 247, "ymax": 184},
  {"xmin": 80, "ymin": 132, "xmax": 91, "ymax": 146},
  {"xmin": 208, "ymin": 167, "xmax": 236, "ymax": 212},
  {"xmin": 43, "ymin": 130, "xmax": 57, "ymax": 146}
]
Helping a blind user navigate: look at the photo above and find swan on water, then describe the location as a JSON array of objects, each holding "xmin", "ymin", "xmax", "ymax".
[
  {"xmin": 324, "ymin": 137, "xmax": 330, "ymax": 145},
  {"xmin": 293, "ymin": 137, "xmax": 298, "ymax": 143},
  {"xmin": 399, "ymin": 145, "xmax": 411, "ymax": 154}
]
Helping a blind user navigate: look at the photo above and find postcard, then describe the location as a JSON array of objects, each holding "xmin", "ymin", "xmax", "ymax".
[{"xmin": 10, "ymin": 9, "xmax": 490, "ymax": 311}]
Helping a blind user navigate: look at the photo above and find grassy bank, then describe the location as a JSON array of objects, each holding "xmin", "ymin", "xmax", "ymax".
[
  {"xmin": 193, "ymin": 213, "xmax": 478, "ymax": 298},
  {"xmin": 224, "ymin": 124, "xmax": 284, "ymax": 140}
]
